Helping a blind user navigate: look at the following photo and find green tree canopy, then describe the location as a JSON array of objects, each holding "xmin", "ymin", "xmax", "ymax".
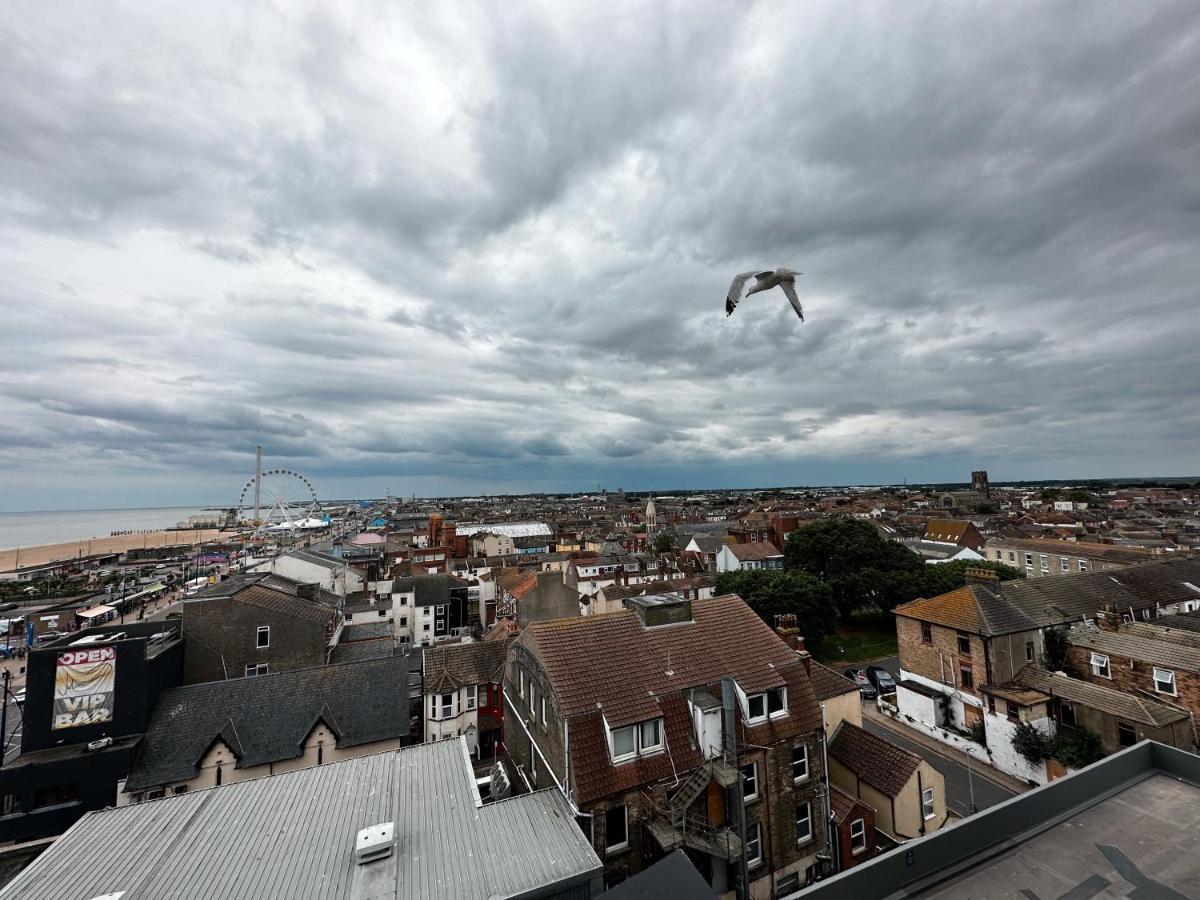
[
  {"xmin": 714, "ymin": 569, "xmax": 837, "ymax": 653},
  {"xmin": 652, "ymin": 531, "xmax": 675, "ymax": 553},
  {"xmin": 785, "ymin": 519, "xmax": 1025, "ymax": 619}
]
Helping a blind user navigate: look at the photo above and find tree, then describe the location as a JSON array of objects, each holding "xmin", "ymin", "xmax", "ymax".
[
  {"xmin": 1042, "ymin": 625, "xmax": 1078, "ymax": 676},
  {"xmin": 916, "ymin": 560, "xmax": 1024, "ymax": 598},
  {"xmin": 785, "ymin": 519, "xmax": 925, "ymax": 620},
  {"xmin": 714, "ymin": 570, "xmax": 838, "ymax": 654},
  {"xmin": 652, "ymin": 532, "xmax": 675, "ymax": 553}
]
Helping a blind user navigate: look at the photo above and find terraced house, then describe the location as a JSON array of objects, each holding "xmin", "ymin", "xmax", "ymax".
[{"xmin": 503, "ymin": 594, "xmax": 830, "ymax": 898}]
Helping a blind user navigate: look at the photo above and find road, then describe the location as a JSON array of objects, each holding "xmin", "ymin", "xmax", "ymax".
[{"xmin": 861, "ymin": 715, "xmax": 1017, "ymax": 817}]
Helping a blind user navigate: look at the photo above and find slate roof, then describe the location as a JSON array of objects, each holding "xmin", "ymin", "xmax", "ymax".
[
  {"xmin": 523, "ymin": 595, "xmax": 824, "ymax": 804},
  {"xmin": 391, "ymin": 573, "xmax": 468, "ymax": 607},
  {"xmin": 602, "ymin": 850, "xmax": 718, "ymax": 900},
  {"xmin": 328, "ymin": 639, "xmax": 394, "ymax": 664},
  {"xmin": 828, "ymin": 722, "xmax": 921, "ymax": 799},
  {"xmin": 1012, "ymin": 666, "xmax": 1187, "ymax": 728},
  {"xmin": 423, "ymin": 639, "xmax": 509, "ymax": 694},
  {"xmin": 189, "ymin": 572, "xmax": 341, "ymax": 623},
  {"xmin": 1068, "ymin": 625, "xmax": 1200, "ymax": 671},
  {"xmin": 809, "ymin": 661, "xmax": 861, "ymax": 701},
  {"xmin": 1150, "ymin": 610, "xmax": 1200, "ymax": 634},
  {"xmin": 896, "ymin": 557, "xmax": 1200, "ymax": 637},
  {"xmin": 687, "ymin": 534, "xmax": 727, "ymax": 554},
  {"xmin": 125, "ymin": 655, "xmax": 416, "ymax": 791}
]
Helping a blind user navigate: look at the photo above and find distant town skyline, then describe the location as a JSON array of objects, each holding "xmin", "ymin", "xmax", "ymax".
[{"xmin": 2, "ymin": 3, "xmax": 1199, "ymax": 515}]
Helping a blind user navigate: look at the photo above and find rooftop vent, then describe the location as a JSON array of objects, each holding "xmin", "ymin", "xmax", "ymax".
[
  {"xmin": 624, "ymin": 594, "xmax": 692, "ymax": 628},
  {"xmin": 355, "ymin": 822, "xmax": 395, "ymax": 865}
]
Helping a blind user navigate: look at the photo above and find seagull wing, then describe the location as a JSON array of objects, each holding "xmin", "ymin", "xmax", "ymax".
[
  {"xmin": 725, "ymin": 271, "xmax": 758, "ymax": 316},
  {"xmin": 780, "ymin": 279, "xmax": 805, "ymax": 321}
]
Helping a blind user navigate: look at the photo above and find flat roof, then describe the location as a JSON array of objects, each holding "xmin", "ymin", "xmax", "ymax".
[
  {"xmin": 798, "ymin": 741, "xmax": 1200, "ymax": 900},
  {"xmin": 0, "ymin": 740, "xmax": 602, "ymax": 900}
]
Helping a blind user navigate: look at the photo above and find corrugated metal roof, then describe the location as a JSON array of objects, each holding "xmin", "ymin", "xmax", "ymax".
[
  {"xmin": 455, "ymin": 522, "xmax": 553, "ymax": 538},
  {"xmin": 1, "ymin": 741, "xmax": 601, "ymax": 900}
]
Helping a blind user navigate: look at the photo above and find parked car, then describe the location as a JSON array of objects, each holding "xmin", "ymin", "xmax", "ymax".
[
  {"xmin": 865, "ymin": 665, "xmax": 897, "ymax": 693},
  {"xmin": 842, "ymin": 668, "xmax": 878, "ymax": 699}
]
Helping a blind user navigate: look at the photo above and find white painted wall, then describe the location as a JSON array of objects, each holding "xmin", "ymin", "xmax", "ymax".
[
  {"xmin": 897, "ymin": 684, "xmax": 938, "ymax": 728},
  {"xmin": 984, "ymin": 711, "xmax": 1052, "ymax": 785}
]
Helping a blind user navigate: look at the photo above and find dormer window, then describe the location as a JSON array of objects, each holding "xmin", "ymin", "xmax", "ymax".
[
  {"xmin": 608, "ymin": 717, "xmax": 665, "ymax": 763},
  {"xmin": 746, "ymin": 686, "xmax": 787, "ymax": 724}
]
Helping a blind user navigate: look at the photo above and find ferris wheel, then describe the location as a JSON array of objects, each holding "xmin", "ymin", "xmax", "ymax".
[{"xmin": 236, "ymin": 468, "xmax": 321, "ymax": 532}]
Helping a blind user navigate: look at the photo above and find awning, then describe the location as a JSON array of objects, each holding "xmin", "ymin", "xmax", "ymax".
[{"xmin": 77, "ymin": 605, "xmax": 116, "ymax": 619}]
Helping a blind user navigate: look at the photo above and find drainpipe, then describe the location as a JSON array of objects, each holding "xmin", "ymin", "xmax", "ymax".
[
  {"xmin": 916, "ymin": 769, "xmax": 926, "ymax": 836},
  {"xmin": 722, "ymin": 677, "xmax": 749, "ymax": 900}
]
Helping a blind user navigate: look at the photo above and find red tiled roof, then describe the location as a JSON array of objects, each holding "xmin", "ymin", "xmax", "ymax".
[
  {"xmin": 809, "ymin": 662, "xmax": 860, "ymax": 701},
  {"xmin": 893, "ymin": 586, "xmax": 982, "ymax": 632},
  {"xmin": 829, "ymin": 784, "xmax": 874, "ymax": 823},
  {"xmin": 524, "ymin": 595, "xmax": 825, "ymax": 804},
  {"xmin": 828, "ymin": 722, "xmax": 920, "ymax": 798}
]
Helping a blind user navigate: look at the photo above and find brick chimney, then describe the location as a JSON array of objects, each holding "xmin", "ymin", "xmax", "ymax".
[
  {"xmin": 774, "ymin": 615, "xmax": 811, "ymax": 672},
  {"xmin": 1095, "ymin": 604, "xmax": 1121, "ymax": 633},
  {"xmin": 964, "ymin": 567, "xmax": 999, "ymax": 586}
]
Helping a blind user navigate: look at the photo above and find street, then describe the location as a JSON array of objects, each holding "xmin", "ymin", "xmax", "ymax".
[{"xmin": 861, "ymin": 714, "xmax": 1018, "ymax": 817}]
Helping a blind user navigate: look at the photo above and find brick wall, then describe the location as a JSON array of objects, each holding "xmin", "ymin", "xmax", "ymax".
[
  {"xmin": 835, "ymin": 802, "xmax": 876, "ymax": 870},
  {"xmin": 1067, "ymin": 645, "xmax": 1200, "ymax": 748},
  {"xmin": 897, "ymin": 617, "xmax": 985, "ymax": 699}
]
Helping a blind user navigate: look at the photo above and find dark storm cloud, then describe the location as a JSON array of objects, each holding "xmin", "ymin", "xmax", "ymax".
[{"xmin": 1, "ymin": 0, "xmax": 1199, "ymax": 509}]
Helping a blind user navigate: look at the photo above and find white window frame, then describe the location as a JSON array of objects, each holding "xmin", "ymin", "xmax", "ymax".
[
  {"xmin": 1091, "ymin": 653, "xmax": 1111, "ymax": 679},
  {"xmin": 605, "ymin": 804, "xmax": 628, "ymax": 854},
  {"xmin": 519, "ymin": 669, "xmax": 526, "ymax": 699},
  {"xmin": 256, "ymin": 625, "xmax": 270, "ymax": 649},
  {"xmin": 746, "ymin": 693, "xmax": 767, "ymax": 723},
  {"xmin": 746, "ymin": 821, "xmax": 763, "ymax": 866},
  {"xmin": 465, "ymin": 685, "xmax": 477, "ymax": 710},
  {"xmin": 1153, "ymin": 668, "xmax": 1176, "ymax": 696},
  {"xmin": 795, "ymin": 800, "xmax": 812, "ymax": 845},
  {"xmin": 922, "ymin": 787, "xmax": 935, "ymax": 820},
  {"xmin": 1061, "ymin": 558, "xmax": 1070, "ymax": 573},
  {"xmin": 850, "ymin": 817, "xmax": 866, "ymax": 854},
  {"xmin": 1025, "ymin": 553, "xmax": 1034, "ymax": 567},
  {"xmin": 540, "ymin": 695, "xmax": 547, "ymax": 724},
  {"xmin": 1078, "ymin": 559, "xmax": 1089, "ymax": 572},
  {"xmin": 611, "ymin": 725, "xmax": 637, "ymax": 762},
  {"xmin": 245, "ymin": 662, "xmax": 269, "ymax": 677},
  {"xmin": 741, "ymin": 762, "xmax": 759, "ymax": 802},
  {"xmin": 639, "ymin": 719, "xmax": 662, "ymax": 752},
  {"xmin": 791, "ymin": 744, "xmax": 809, "ymax": 782},
  {"xmin": 1040, "ymin": 554, "xmax": 1049, "ymax": 572},
  {"xmin": 440, "ymin": 692, "xmax": 455, "ymax": 719}
]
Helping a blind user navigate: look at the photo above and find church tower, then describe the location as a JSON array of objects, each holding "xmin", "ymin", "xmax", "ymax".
[{"xmin": 645, "ymin": 497, "xmax": 657, "ymax": 531}]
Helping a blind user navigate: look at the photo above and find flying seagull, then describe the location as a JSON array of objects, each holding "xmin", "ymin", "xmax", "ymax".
[{"xmin": 725, "ymin": 268, "xmax": 804, "ymax": 321}]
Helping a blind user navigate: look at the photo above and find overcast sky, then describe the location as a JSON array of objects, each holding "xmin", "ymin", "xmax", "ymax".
[{"xmin": 2, "ymin": 2, "xmax": 1199, "ymax": 511}]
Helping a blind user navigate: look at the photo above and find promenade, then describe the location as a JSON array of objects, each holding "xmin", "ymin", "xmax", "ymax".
[{"xmin": 0, "ymin": 529, "xmax": 231, "ymax": 574}]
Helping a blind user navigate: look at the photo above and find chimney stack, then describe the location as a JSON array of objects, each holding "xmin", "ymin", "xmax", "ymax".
[
  {"xmin": 1095, "ymin": 604, "xmax": 1121, "ymax": 633},
  {"xmin": 964, "ymin": 567, "xmax": 1000, "ymax": 588},
  {"xmin": 774, "ymin": 614, "xmax": 810, "ymax": 672}
]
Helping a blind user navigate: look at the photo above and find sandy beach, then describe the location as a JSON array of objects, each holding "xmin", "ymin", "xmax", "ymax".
[{"xmin": 0, "ymin": 528, "xmax": 237, "ymax": 573}]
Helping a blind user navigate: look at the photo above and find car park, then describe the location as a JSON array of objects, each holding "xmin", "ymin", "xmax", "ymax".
[{"xmin": 842, "ymin": 668, "xmax": 878, "ymax": 699}]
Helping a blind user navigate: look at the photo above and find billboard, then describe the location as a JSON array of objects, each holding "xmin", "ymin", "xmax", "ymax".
[{"xmin": 53, "ymin": 645, "xmax": 116, "ymax": 730}]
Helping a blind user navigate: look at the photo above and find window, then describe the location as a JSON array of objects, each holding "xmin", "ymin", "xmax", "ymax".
[
  {"xmin": 1060, "ymin": 558, "xmax": 1070, "ymax": 573},
  {"xmin": 1090, "ymin": 653, "xmax": 1111, "ymax": 679},
  {"xmin": 986, "ymin": 695, "xmax": 997, "ymax": 714},
  {"xmin": 746, "ymin": 822, "xmax": 763, "ymax": 866},
  {"xmin": 741, "ymin": 762, "xmax": 759, "ymax": 801},
  {"xmin": 850, "ymin": 818, "xmax": 866, "ymax": 854},
  {"xmin": 922, "ymin": 787, "xmax": 935, "ymax": 819},
  {"xmin": 245, "ymin": 663, "xmax": 269, "ymax": 677},
  {"xmin": 1117, "ymin": 721, "xmax": 1137, "ymax": 748},
  {"xmin": 540, "ymin": 696, "xmax": 547, "ymax": 725},
  {"xmin": 1039, "ymin": 554, "xmax": 1049, "ymax": 572},
  {"xmin": 440, "ymin": 692, "xmax": 454, "ymax": 719},
  {"xmin": 747, "ymin": 687, "xmax": 786, "ymax": 723},
  {"xmin": 791, "ymin": 744, "xmax": 809, "ymax": 781},
  {"xmin": 1059, "ymin": 701, "xmax": 1076, "ymax": 728},
  {"xmin": 436, "ymin": 605, "xmax": 446, "ymax": 616},
  {"xmin": 956, "ymin": 632, "xmax": 971, "ymax": 654},
  {"xmin": 1006, "ymin": 700, "xmax": 1020, "ymax": 722},
  {"xmin": 921, "ymin": 622, "xmax": 933, "ymax": 644},
  {"xmin": 519, "ymin": 669, "xmax": 526, "ymax": 699},
  {"xmin": 639, "ymin": 719, "xmax": 662, "ymax": 752},
  {"xmin": 1025, "ymin": 640, "xmax": 1035, "ymax": 662},
  {"xmin": 611, "ymin": 726, "xmax": 637, "ymax": 762},
  {"xmin": 1008, "ymin": 551, "xmax": 1016, "ymax": 562},
  {"xmin": 1078, "ymin": 559, "xmax": 1088, "ymax": 573},
  {"xmin": 256, "ymin": 625, "xmax": 270, "ymax": 648},
  {"xmin": 959, "ymin": 664, "xmax": 973, "ymax": 689},
  {"xmin": 777, "ymin": 873, "xmax": 801, "ymax": 896},
  {"xmin": 465, "ymin": 685, "xmax": 477, "ymax": 710},
  {"xmin": 1025, "ymin": 553, "xmax": 1034, "ymax": 567},
  {"xmin": 747, "ymin": 693, "xmax": 766, "ymax": 721},
  {"xmin": 1154, "ymin": 668, "xmax": 1176, "ymax": 695},
  {"xmin": 605, "ymin": 804, "xmax": 628, "ymax": 852},
  {"xmin": 795, "ymin": 800, "xmax": 812, "ymax": 844}
]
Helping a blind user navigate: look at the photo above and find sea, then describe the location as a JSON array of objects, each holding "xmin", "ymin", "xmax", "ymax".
[{"xmin": 0, "ymin": 507, "xmax": 214, "ymax": 551}]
